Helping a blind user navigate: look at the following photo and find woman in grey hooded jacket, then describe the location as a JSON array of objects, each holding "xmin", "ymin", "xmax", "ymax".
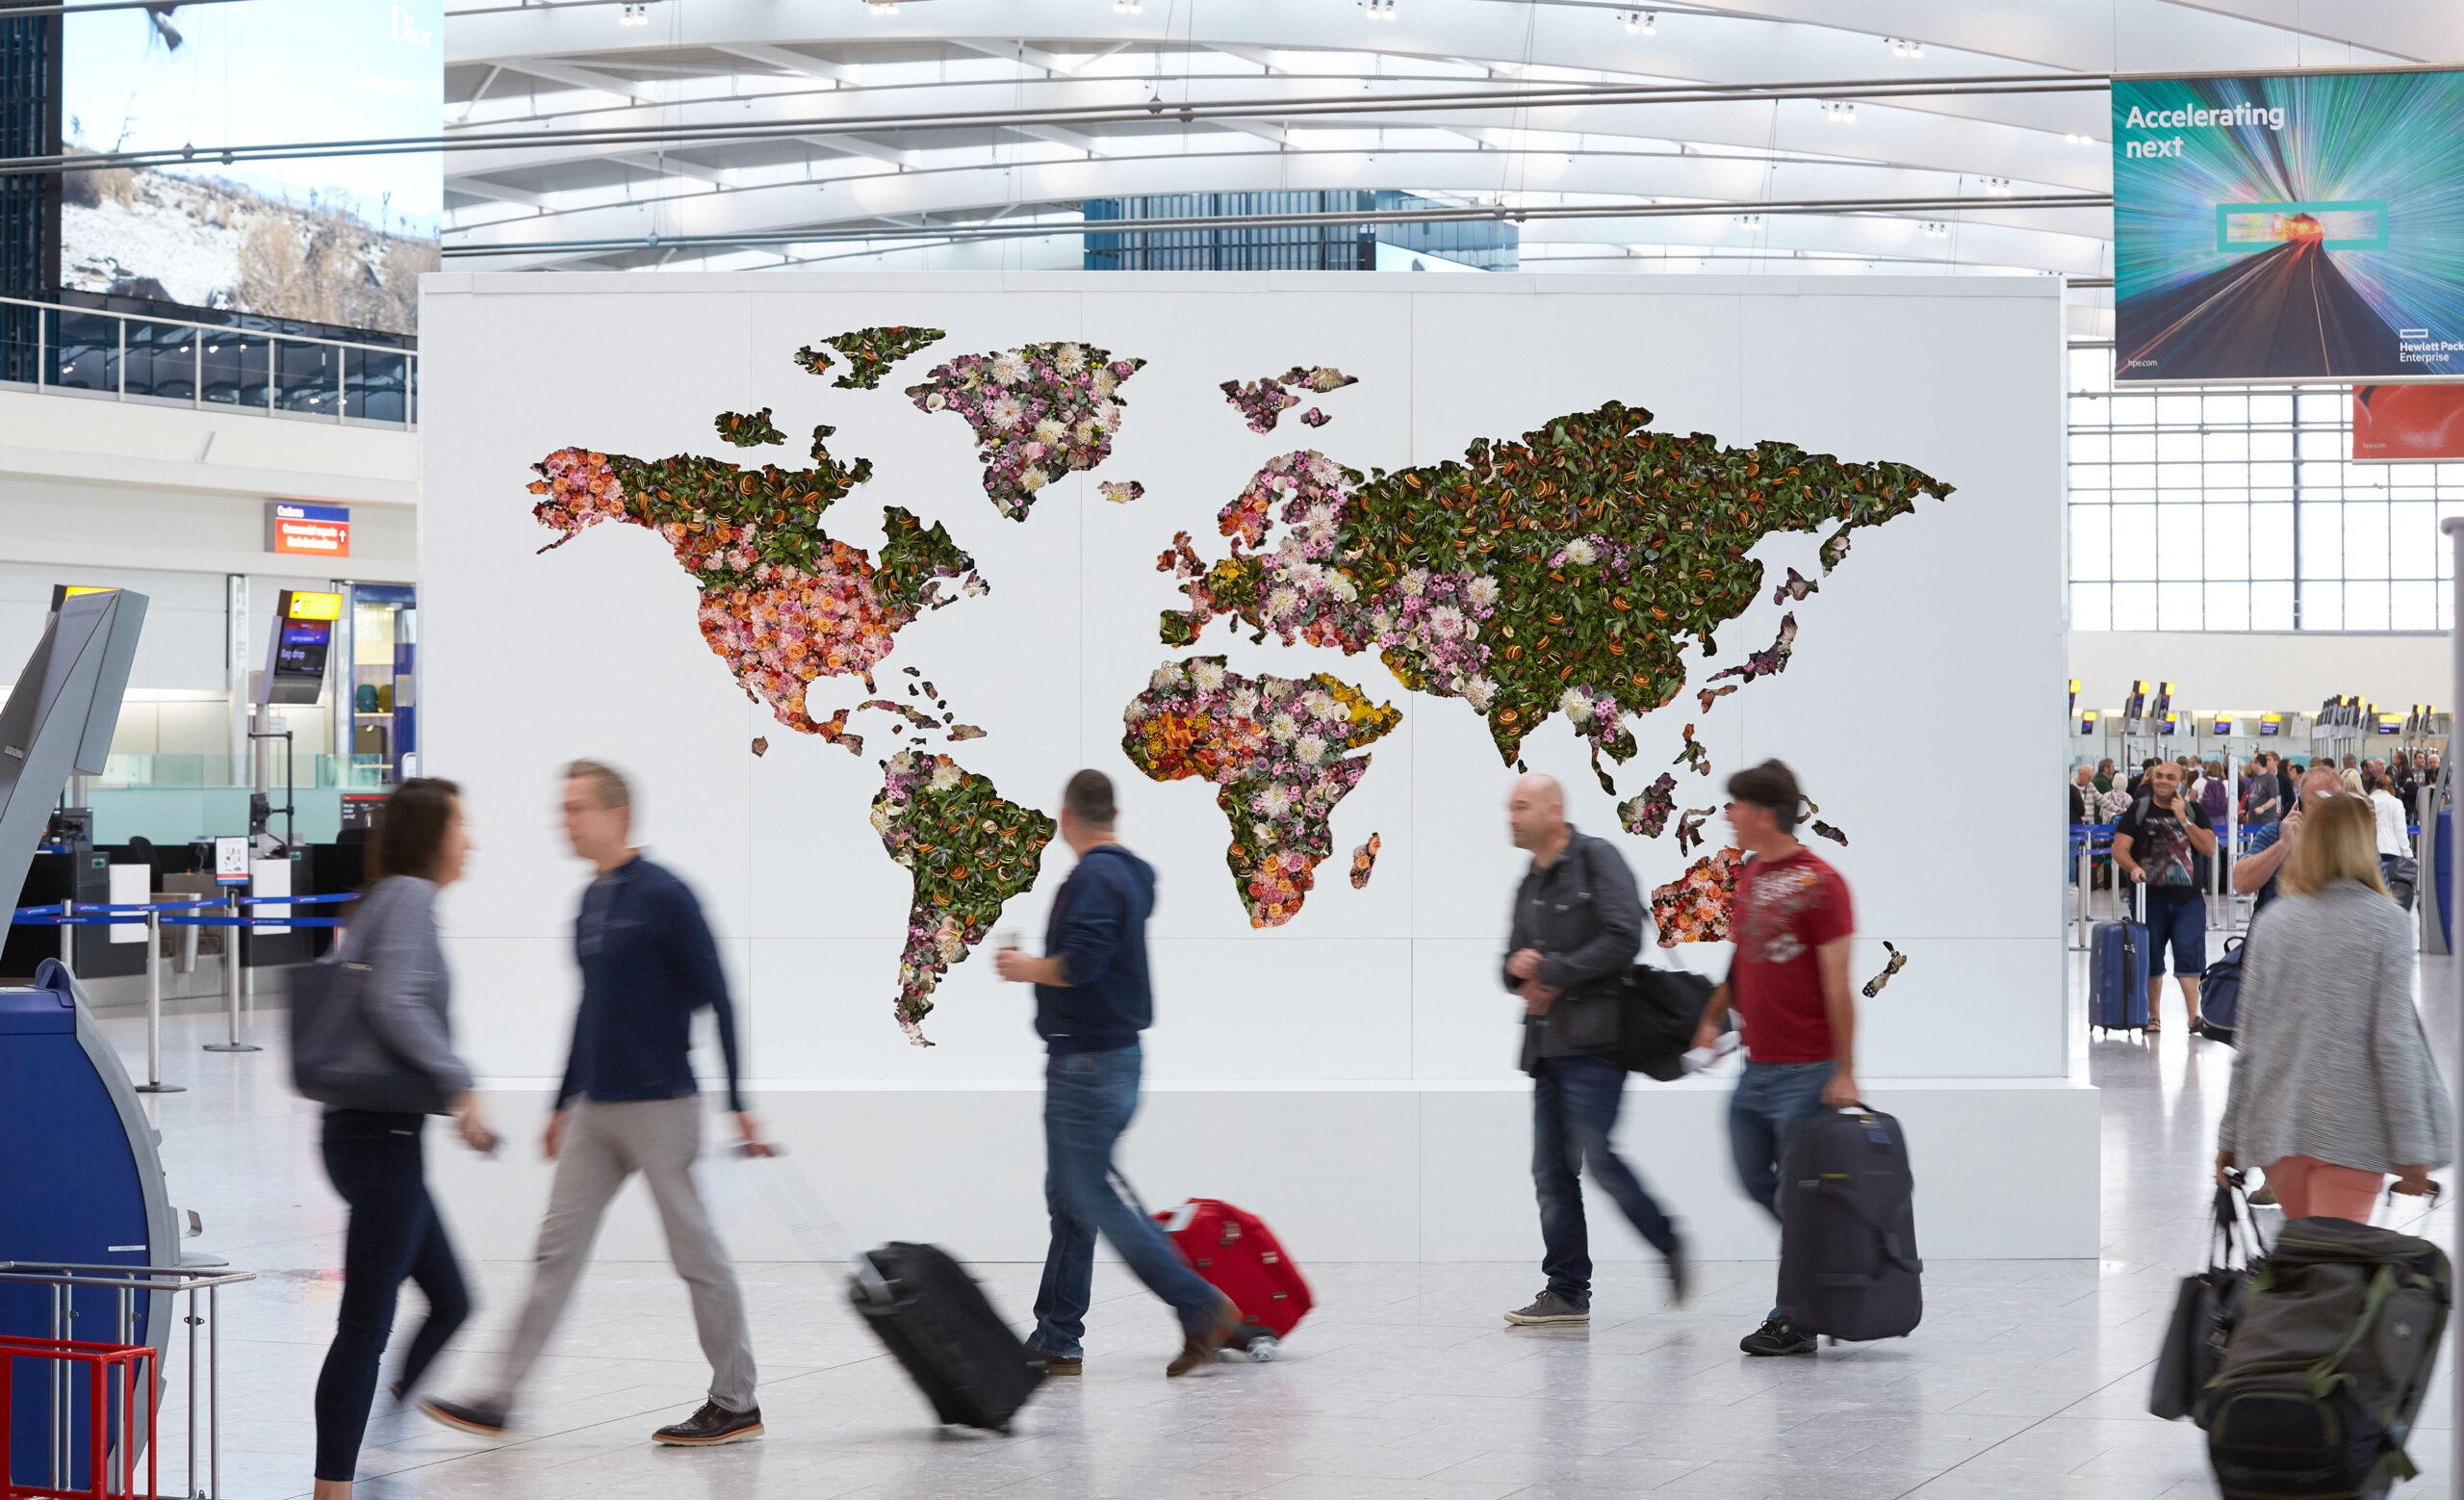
[{"xmin": 2216, "ymin": 793, "xmax": 2451, "ymax": 1220}]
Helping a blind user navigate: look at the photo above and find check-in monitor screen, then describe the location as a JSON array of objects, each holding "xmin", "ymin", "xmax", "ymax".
[{"xmin": 275, "ymin": 621, "xmax": 330, "ymax": 678}]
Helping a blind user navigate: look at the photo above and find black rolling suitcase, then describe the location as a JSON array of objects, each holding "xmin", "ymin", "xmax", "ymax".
[
  {"xmin": 1777, "ymin": 1103, "xmax": 1923, "ymax": 1342},
  {"xmin": 749, "ymin": 1149, "xmax": 1043, "ymax": 1434}
]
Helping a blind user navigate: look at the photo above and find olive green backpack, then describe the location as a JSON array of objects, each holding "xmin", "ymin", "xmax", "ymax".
[{"xmin": 2196, "ymin": 1214, "xmax": 2451, "ymax": 1500}]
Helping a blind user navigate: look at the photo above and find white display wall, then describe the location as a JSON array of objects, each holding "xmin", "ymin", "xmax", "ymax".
[{"xmin": 419, "ymin": 272, "xmax": 2086, "ymax": 1263}]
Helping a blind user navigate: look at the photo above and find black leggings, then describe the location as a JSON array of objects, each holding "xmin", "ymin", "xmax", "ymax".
[{"xmin": 312, "ymin": 1110, "xmax": 471, "ymax": 1483}]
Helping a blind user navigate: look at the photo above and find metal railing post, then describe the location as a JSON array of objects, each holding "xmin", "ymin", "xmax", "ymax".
[
  {"xmin": 134, "ymin": 911, "xmax": 181, "ymax": 1094},
  {"xmin": 202, "ymin": 893, "xmax": 259, "ymax": 1053},
  {"xmin": 2445, "ymin": 515, "xmax": 2464, "ymax": 1488},
  {"xmin": 116, "ymin": 316, "xmax": 125, "ymax": 400},
  {"xmin": 57, "ymin": 897, "xmax": 73, "ymax": 975}
]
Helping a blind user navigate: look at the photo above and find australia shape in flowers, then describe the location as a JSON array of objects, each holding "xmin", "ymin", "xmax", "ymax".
[
  {"xmin": 1120, "ymin": 656, "xmax": 1401, "ymax": 928},
  {"xmin": 1651, "ymin": 847, "xmax": 1743, "ymax": 947},
  {"xmin": 525, "ymin": 430, "xmax": 986, "ymax": 747},
  {"xmin": 1156, "ymin": 404, "xmax": 1951, "ymax": 791},
  {"xmin": 872, "ymin": 751, "xmax": 1055, "ymax": 1047},
  {"xmin": 906, "ymin": 342, "xmax": 1146, "ymax": 520}
]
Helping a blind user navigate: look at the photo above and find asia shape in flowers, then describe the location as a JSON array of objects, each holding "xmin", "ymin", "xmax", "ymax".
[
  {"xmin": 1651, "ymin": 847, "xmax": 1744, "ymax": 947},
  {"xmin": 906, "ymin": 342, "xmax": 1147, "ymax": 520},
  {"xmin": 1120, "ymin": 656, "xmax": 1401, "ymax": 928},
  {"xmin": 1617, "ymin": 771, "xmax": 1679, "ymax": 840},
  {"xmin": 810, "ymin": 325, "xmax": 946, "ymax": 390},
  {"xmin": 872, "ymin": 751, "xmax": 1055, "ymax": 1046},
  {"xmin": 525, "ymin": 434, "xmax": 983, "ymax": 744},
  {"xmin": 1158, "ymin": 403, "xmax": 1951, "ymax": 768}
]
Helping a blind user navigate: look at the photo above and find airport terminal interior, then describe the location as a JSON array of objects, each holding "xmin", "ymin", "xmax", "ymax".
[{"xmin": 5, "ymin": 2, "xmax": 2464, "ymax": 1498}]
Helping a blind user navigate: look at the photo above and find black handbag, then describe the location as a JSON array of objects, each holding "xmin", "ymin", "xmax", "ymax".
[
  {"xmin": 288, "ymin": 955, "xmax": 452, "ymax": 1114},
  {"xmin": 2150, "ymin": 1174, "xmax": 2267, "ymax": 1421}
]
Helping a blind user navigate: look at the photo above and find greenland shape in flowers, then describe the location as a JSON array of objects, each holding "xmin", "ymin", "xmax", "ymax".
[
  {"xmin": 814, "ymin": 325, "xmax": 946, "ymax": 390},
  {"xmin": 1652, "ymin": 847, "xmax": 1743, "ymax": 947},
  {"xmin": 525, "ymin": 434, "xmax": 983, "ymax": 745},
  {"xmin": 1156, "ymin": 405, "xmax": 1951, "ymax": 789},
  {"xmin": 906, "ymin": 341, "xmax": 1147, "ymax": 520},
  {"xmin": 1120, "ymin": 656, "xmax": 1401, "ymax": 928},
  {"xmin": 873, "ymin": 751, "xmax": 1056, "ymax": 1047}
]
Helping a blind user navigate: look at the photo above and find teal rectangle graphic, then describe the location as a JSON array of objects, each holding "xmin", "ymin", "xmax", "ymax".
[{"xmin": 2215, "ymin": 201, "xmax": 2388, "ymax": 253}]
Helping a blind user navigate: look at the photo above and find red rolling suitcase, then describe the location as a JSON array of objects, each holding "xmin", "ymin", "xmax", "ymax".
[{"xmin": 1152, "ymin": 1198, "xmax": 1314, "ymax": 1359}]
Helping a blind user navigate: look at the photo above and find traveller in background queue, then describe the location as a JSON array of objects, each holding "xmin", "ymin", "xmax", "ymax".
[
  {"xmin": 1692, "ymin": 759, "xmax": 1859, "ymax": 1358},
  {"xmin": 993, "ymin": 769, "xmax": 1241, "ymax": 1378},
  {"xmin": 310, "ymin": 779, "xmax": 493, "ymax": 1500},
  {"xmin": 2216, "ymin": 794, "xmax": 2450, "ymax": 1218},
  {"xmin": 2094, "ymin": 758, "xmax": 2118, "ymax": 795},
  {"xmin": 424, "ymin": 761, "xmax": 768, "ymax": 1447},
  {"xmin": 2245, "ymin": 754, "xmax": 2282, "ymax": 828},
  {"xmin": 2128, "ymin": 759, "xmax": 2159, "ymax": 796},
  {"xmin": 2234, "ymin": 764, "xmax": 2346, "ymax": 913},
  {"xmin": 2340, "ymin": 767, "xmax": 2367, "ymax": 795},
  {"xmin": 2370, "ymin": 770, "xmax": 2413, "ymax": 887},
  {"xmin": 2069, "ymin": 764, "xmax": 2095, "ymax": 826},
  {"xmin": 2111, "ymin": 761, "xmax": 2217, "ymax": 1035},
  {"xmin": 2200, "ymin": 761, "xmax": 2231, "ymax": 830},
  {"xmin": 1498, "ymin": 773, "xmax": 1690, "ymax": 1327},
  {"xmin": 2277, "ymin": 758, "xmax": 2301, "ymax": 814}
]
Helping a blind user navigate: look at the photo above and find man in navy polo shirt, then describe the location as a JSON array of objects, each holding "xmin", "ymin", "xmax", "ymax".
[{"xmin": 424, "ymin": 761, "xmax": 767, "ymax": 1448}]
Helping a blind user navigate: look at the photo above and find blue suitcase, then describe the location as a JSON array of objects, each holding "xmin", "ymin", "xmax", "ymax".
[{"xmin": 2092, "ymin": 887, "xmax": 2150, "ymax": 1036}]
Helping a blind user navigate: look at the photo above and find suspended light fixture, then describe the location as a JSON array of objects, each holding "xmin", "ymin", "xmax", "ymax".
[
  {"xmin": 618, "ymin": 2, "xmax": 649, "ymax": 23},
  {"xmin": 1641, "ymin": 12, "xmax": 1656, "ymax": 34},
  {"xmin": 1922, "ymin": 221, "xmax": 1948, "ymax": 239}
]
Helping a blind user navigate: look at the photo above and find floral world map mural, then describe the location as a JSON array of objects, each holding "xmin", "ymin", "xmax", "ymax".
[{"xmin": 906, "ymin": 342, "xmax": 1146, "ymax": 520}]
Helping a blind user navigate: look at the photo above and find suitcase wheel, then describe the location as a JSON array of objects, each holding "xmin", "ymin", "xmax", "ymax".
[{"xmin": 1244, "ymin": 1333, "xmax": 1279, "ymax": 1362}]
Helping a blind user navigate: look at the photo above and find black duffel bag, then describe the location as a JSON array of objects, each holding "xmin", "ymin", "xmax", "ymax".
[
  {"xmin": 1617, "ymin": 964, "xmax": 1713, "ymax": 1081},
  {"xmin": 2150, "ymin": 1173, "xmax": 2265, "ymax": 1422}
]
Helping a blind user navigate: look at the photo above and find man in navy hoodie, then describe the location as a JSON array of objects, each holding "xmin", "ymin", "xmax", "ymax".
[{"xmin": 995, "ymin": 769, "xmax": 1237, "ymax": 1378}]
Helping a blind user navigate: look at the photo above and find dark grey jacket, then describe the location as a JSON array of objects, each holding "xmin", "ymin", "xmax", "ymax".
[
  {"xmin": 316, "ymin": 876, "xmax": 473, "ymax": 1107},
  {"xmin": 1503, "ymin": 827, "xmax": 1644, "ymax": 1062}
]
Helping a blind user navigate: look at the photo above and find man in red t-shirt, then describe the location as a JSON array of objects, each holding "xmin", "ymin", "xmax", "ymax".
[{"xmin": 1690, "ymin": 758, "xmax": 1859, "ymax": 1358}]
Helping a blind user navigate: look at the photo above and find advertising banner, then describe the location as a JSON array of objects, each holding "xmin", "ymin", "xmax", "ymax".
[
  {"xmin": 60, "ymin": 1, "xmax": 442, "ymax": 334},
  {"xmin": 2352, "ymin": 383, "xmax": 2464, "ymax": 461},
  {"xmin": 2114, "ymin": 68, "xmax": 2464, "ymax": 384}
]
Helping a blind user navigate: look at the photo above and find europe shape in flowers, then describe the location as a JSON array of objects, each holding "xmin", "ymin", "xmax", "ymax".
[
  {"xmin": 525, "ymin": 434, "xmax": 985, "ymax": 743},
  {"xmin": 872, "ymin": 751, "xmax": 1056, "ymax": 1046},
  {"xmin": 1156, "ymin": 404, "xmax": 1951, "ymax": 791},
  {"xmin": 906, "ymin": 342, "xmax": 1146, "ymax": 520},
  {"xmin": 1651, "ymin": 847, "xmax": 1743, "ymax": 947},
  {"xmin": 1120, "ymin": 656, "xmax": 1401, "ymax": 928}
]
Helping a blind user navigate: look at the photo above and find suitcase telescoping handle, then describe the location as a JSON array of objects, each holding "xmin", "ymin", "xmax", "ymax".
[{"xmin": 734, "ymin": 1143, "xmax": 895, "ymax": 1306}]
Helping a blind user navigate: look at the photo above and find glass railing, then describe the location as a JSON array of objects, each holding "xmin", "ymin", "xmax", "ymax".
[
  {"xmin": 90, "ymin": 753, "xmax": 372, "ymax": 790},
  {"xmin": 0, "ymin": 295, "xmax": 416, "ymax": 427}
]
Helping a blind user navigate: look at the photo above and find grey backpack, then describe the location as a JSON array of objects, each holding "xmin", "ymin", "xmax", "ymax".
[{"xmin": 2196, "ymin": 1214, "xmax": 2451, "ymax": 1499}]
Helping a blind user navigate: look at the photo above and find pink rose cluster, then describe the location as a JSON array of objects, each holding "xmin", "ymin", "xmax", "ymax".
[
  {"xmin": 905, "ymin": 342, "xmax": 1146, "ymax": 520},
  {"xmin": 1120, "ymin": 656, "xmax": 1400, "ymax": 928}
]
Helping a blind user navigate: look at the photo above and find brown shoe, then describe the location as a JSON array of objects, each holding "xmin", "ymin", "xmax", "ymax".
[{"xmin": 1167, "ymin": 1299, "xmax": 1242, "ymax": 1378}]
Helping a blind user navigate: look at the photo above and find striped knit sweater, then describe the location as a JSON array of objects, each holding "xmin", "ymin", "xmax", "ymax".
[{"xmin": 2217, "ymin": 880, "xmax": 2452, "ymax": 1176}]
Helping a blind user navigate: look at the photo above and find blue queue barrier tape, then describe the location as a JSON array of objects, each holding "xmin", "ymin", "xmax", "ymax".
[{"xmin": 237, "ymin": 892, "xmax": 358, "ymax": 907}]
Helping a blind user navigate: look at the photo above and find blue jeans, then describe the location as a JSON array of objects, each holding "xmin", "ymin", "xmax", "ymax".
[
  {"xmin": 1729, "ymin": 1059, "xmax": 1837, "ymax": 1326},
  {"xmin": 2145, "ymin": 893, "xmax": 2205, "ymax": 976},
  {"xmin": 1533, "ymin": 1055, "xmax": 1680, "ymax": 1306},
  {"xmin": 1028, "ymin": 1045, "xmax": 1225, "ymax": 1359}
]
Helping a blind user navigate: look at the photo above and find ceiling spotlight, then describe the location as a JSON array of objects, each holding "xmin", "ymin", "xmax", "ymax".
[
  {"xmin": 867, "ymin": 0, "xmax": 897, "ymax": 13},
  {"xmin": 1364, "ymin": 0, "xmax": 1396, "ymax": 16},
  {"xmin": 1641, "ymin": 12, "xmax": 1656, "ymax": 34},
  {"xmin": 1114, "ymin": 0, "xmax": 1142, "ymax": 11},
  {"xmin": 1825, "ymin": 101, "xmax": 1856, "ymax": 123},
  {"xmin": 1624, "ymin": 11, "xmax": 1637, "ymax": 33},
  {"xmin": 2065, "ymin": 131, "xmax": 2096, "ymax": 146},
  {"xmin": 1732, "ymin": 214, "xmax": 1762, "ymax": 229},
  {"xmin": 1889, "ymin": 38, "xmax": 1905, "ymax": 56},
  {"xmin": 1922, "ymin": 221, "xmax": 1948, "ymax": 239},
  {"xmin": 1984, "ymin": 177, "xmax": 2011, "ymax": 196}
]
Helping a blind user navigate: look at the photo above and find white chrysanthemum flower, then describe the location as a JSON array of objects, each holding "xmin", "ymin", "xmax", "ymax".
[
  {"xmin": 1077, "ymin": 420, "xmax": 1100, "ymax": 443},
  {"xmin": 1563, "ymin": 537, "xmax": 1598, "ymax": 566},
  {"xmin": 1033, "ymin": 418, "xmax": 1067, "ymax": 446},
  {"xmin": 988, "ymin": 395, "xmax": 1024, "ymax": 429},
  {"xmin": 1327, "ymin": 572, "xmax": 1359, "ymax": 603},
  {"xmin": 1372, "ymin": 610, "xmax": 1396, "ymax": 634},
  {"xmin": 1269, "ymin": 712, "xmax": 1299, "ymax": 742},
  {"xmin": 1253, "ymin": 786, "xmax": 1294, "ymax": 818},
  {"xmin": 1425, "ymin": 605, "xmax": 1465, "ymax": 640},
  {"xmin": 1151, "ymin": 662, "xmax": 1185, "ymax": 691},
  {"xmin": 1464, "ymin": 676, "xmax": 1499, "ymax": 711},
  {"xmin": 887, "ymin": 751, "xmax": 918, "ymax": 774},
  {"xmin": 929, "ymin": 763, "xmax": 962, "ymax": 791},
  {"xmin": 1054, "ymin": 343, "xmax": 1087, "ymax": 375},
  {"xmin": 1191, "ymin": 660, "xmax": 1227, "ymax": 691},
  {"xmin": 990, "ymin": 351, "xmax": 1028, "ymax": 385},
  {"xmin": 868, "ymin": 804, "xmax": 893, "ymax": 837},
  {"xmin": 1018, "ymin": 467, "xmax": 1049, "ymax": 492},
  {"xmin": 1465, "ymin": 576, "xmax": 1502, "ymax": 608},
  {"xmin": 1307, "ymin": 454, "xmax": 1338, "ymax": 484},
  {"xmin": 1399, "ymin": 568, "xmax": 1429, "ymax": 597},
  {"xmin": 1095, "ymin": 401, "xmax": 1123, "ymax": 431},
  {"xmin": 1558, "ymin": 687, "xmax": 1595, "ymax": 723},
  {"xmin": 1267, "ymin": 586, "xmax": 1301, "ymax": 621},
  {"xmin": 1295, "ymin": 734, "xmax": 1327, "ymax": 765},
  {"xmin": 1091, "ymin": 369, "xmax": 1117, "ymax": 397}
]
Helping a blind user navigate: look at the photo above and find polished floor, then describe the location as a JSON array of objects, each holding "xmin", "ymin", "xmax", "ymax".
[{"xmin": 87, "ymin": 932, "xmax": 2461, "ymax": 1500}]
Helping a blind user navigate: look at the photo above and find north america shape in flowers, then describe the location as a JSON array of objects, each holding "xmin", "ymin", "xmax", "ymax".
[
  {"xmin": 1158, "ymin": 403, "xmax": 1951, "ymax": 791},
  {"xmin": 872, "ymin": 751, "xmax": 1055, "ymax": 1046},
  {"xmin": 1121, "ymin": 657, "xmax": 1400, "ymax": 928},
  {"xmin": 906, "ymin": 342, "xmax": 1146, "ymax": 520},
  {"xmin": 526, "ymin": 437, "xmax": 985, "ymax": 743}
]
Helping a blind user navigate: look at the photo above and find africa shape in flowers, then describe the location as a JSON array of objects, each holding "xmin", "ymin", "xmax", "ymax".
[
  {"xmin": 1157, "ymin": 404, "xmax": 1951, "ymax": 788},
  {"xmin": 906, "ymin": 342, "xmax": 1146, "ymax": 520},
  {"xmin": 872, "ymin": 751, "xmax": 1056, "ymax": 1046},
  {"xmin": 1651, "ymin": 847, "xmax": 1743, "ymax": 947},
  {"xmin": 525, "ymin": 437, "xmax": 985, "ymax": 743},
  {"xmin": 1120, "ymin": 657, "xmax": 1401, "ymax": 928}
]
